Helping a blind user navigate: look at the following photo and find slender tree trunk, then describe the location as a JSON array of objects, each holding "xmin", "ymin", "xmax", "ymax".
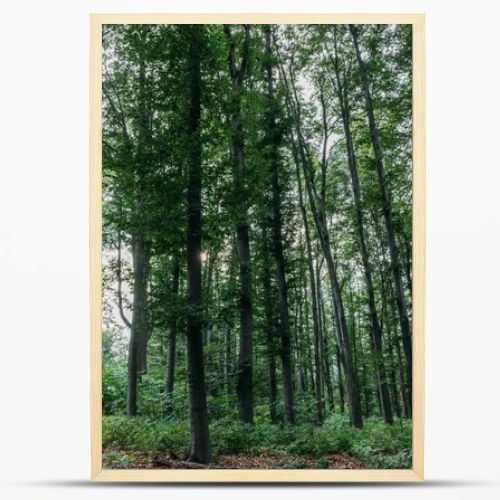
[
  {"xmin": 265, "ymin": 26, "xmax": 294, "ymax": 425},
  {"xmin": 293, "ymin": 149, "xmax": 324, "ymax": 424},
  {"xmin": 330, "ymin": 29, "xmax": 393, "ymax": 425},
  {"xmin": 127, "ymin": 298, "xmax": 139, "ymax": 417},
  {"xmin": 371, "ymin": 206, "xmax": 412, "ymax": 418},
  {"xmin": 386, "ymin": 317, "xmax": 402, "ymax": 419},
  {"xmin": 385, "ymin": 274, "xmax": 411, "ymax": 418},
  {"xmin": 336, "ymin": 344, "xmax": 345, "ymax": 414},
  {"xmin": 116, "ymin": 230, "xmax": 138, "ymax": 418},
  {"xmin": 224, "ymin": 25, "xmax": 254, "ymax": 424},
  {"xmin": 399, "ymin": 229, "xmax": 413, "ymax": 299},
  {"xmin": 125, "ymin": 52, "xmax": 152, "ymax": 417},
  {"xmin": 322, "ymin": 331, "xmax": 335, "ymax": 412},
  {"xmin": 235, "ymin": 221, "xmax": 254, "ymax": 424},
  {"xmin": 360, "ymin": 350, "xmax": 371, "ymax": 416},
  {"xmin": 284, "ymin": 59, "xmax": 362, "ymax": 426},
  {"xmin": 126, "ymin": 209, "xmax": 151, "ymax": 416},
  {"xmin": 303, "ymin": 164, "xmax": 362, "ymax": 427},
  {"xmin": 301, "ymin": 279, "xmax": 315, "ymax": 395},
  {"xmin": 295, "ymin": 289, "xmax": 306, "ymax": 393},
  {"xmin": 165, "ymin": 254, "xmax": 180, "ymax": 418},
  {"xmin": 261, "ymin": 223, "xmax": 279, "ymax": 423},
  {"xmin": 203, "ymin": 252, "xmax": 217, "ymax": 396},
  {"xmin": 349, "ymin": 25, "xmax": 412, "ymax": 408},
  {"xmin": 379, "ymin": 273, "xmax": 402, "ymax": 419},
  {"xmin": 185, "ymin": 25, "xmax": 211, "ymax": 464}
]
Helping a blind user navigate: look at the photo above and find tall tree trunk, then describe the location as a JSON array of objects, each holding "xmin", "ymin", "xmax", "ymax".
[
  {"xmin": 224, "ymin": 25, "xmax": 254, "ymax": 424},
  {"xmin": 301, "ymin": 148, "xmax": 362, "ymax": 427},
  {"xmin": 223, "ymin": 325, "xmax": 231, "ymax": 394},
  {"xmin": 296, "ymin": 289, "xmax": 307, "ymax": 393},
  {"xmin": 283, "ymin": 56, "xmax": 362, "ymax": 427},
  {"xmin": 124, "ymin": 50, "xmax": 152, "ymax": 417},
  {"xmin": 293, "ymin": 148, "xmax": 324, "ymax": 424},
  {"xmin": 349, "ymin": 25, "xmax": 412, "ymax": 409},
  {"xmin": 379, "ymin": 272, "xmax": 402, "ymax": 419},
  {"xmin": 371, "ymin": 205, "xmax": 412, "ymax": 418},
  {"xmin": 301, "ymin": 279, "xmax": 316, "ymax": 395},
  {"xmin": 385, "ymin": 316, "xmax": 402, "ymax": 419},
  {"xmin": 127, "ymin": 228, "xmax": 151, "ymax": 415},
  {"xmin": 336, "ymin": 344, "xmax": 345, "ymax": 414},
  {"xmin": 265, "ymin": 26, "xmax": 294, "ymax": 425},
  {"xmin": 116, "ymin": 230, "xmax": 137, "ymax": 417},
  {"xmin": 360, "ymin": 345, "xmax": 371, "ymax": 417},
  {"xmin": 294, "ymin": 154, "xmax": 324, "ymax": 425},
  {"xmin": 165, "ymin": 254, "xmax": 180, "ymax": 418},
  {"xmin": 330, "ymin": 28, "xmax": 393, "ymax": 425},
  {"xmin": 319, "ymin": 295, "xmax": 335, "ymax": 413},
  {"xmin": 203, "ymin": 252, "xmax": 217, "ymax": 396},
  {"xmin": 185, "ymin": 24, "xmax": 211, "ymax": 464},
  {"xmin": 261, "ymin": 223, "xmax": 279, "ymax": 423}
]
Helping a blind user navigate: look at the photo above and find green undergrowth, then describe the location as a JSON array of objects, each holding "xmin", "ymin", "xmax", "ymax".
[{"xmin": 102, "ymin": 412, "xmax": 412, "ymax": 469}]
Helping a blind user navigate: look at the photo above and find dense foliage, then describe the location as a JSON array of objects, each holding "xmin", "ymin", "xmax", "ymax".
[
  {"xmin": 102, "ymin": 23, "xmax": 413, "ymax": 468},
  {"xmin": 103, "ymin": 414, "xmax": 411, "ymax": 469}
]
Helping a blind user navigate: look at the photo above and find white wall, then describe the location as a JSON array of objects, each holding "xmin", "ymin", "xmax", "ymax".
[{"xmin": 1, "ymin": 1, "xmax": 499, "ymax": 498}]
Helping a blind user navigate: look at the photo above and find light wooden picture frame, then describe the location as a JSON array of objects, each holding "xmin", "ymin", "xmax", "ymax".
[{"xmin": 90, "ymin": 12, "xmax": 425, "ymax": 482}]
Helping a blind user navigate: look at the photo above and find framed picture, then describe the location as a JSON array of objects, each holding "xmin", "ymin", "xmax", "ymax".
[{"xmin": 90, "ymin": 13, "xmax": 425, "ymax": 482}]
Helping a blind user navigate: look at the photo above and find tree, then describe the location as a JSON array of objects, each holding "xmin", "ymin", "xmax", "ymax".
[
  {"xmin": 184, "ymin": 24, "xmax": 211, "ymax": 463},
  {"xmin": 280, "ymin": 41, "xmax": 363, "ymax": 428},
  {"xmin": 101, "ymin": 24, "xmax": 414, "ymax": 462},
  {"xmin": 263, "ymin": 25, "xmax": 295, "ymax": 425},
  {"xmin": 330, "ymin": 25, "xmax": 393, "ymax": 424},
  {"xmin": 349, "ymin": 24, "xmax": 412, "ymax": 411},
  {"xmin": 164, "ymin": 254, "xmax": 180, "ymax": 418},
  {"xmin": 224, "ymin": 25, "xmax": 255, "ymax": 425}
]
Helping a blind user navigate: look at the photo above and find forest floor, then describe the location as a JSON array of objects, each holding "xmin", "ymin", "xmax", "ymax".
[
  {"xmin": 103, "ymin": 447, "xmax": 365, "ymax": 469},
  {"xmin": 102, "ymin": 414, "xmax": 412, "ymax": 469}
]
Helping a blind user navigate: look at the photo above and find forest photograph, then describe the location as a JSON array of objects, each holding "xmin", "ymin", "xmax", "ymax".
[{"xmin": 100, "ymin": 22, "xmax": 414, "ymax": 470}]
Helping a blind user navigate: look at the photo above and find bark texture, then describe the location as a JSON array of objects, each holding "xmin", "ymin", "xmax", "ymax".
[
  {"xmin": 224, "ymin": 25, "xmax": 254, "ymax": 424},
  {"xmin": 185, "ymin": 24, "xmax": 211, "ymax": 464}
]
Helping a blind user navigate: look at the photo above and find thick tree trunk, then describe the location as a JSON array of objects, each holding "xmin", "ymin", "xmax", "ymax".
[
  {"xmin": 349, "ymin": 25, "xmax": 412, "ymax": 407},
  {"xmin": 165, "ymin": 254, "xmax": 180, "ymax": 418},
  {"xmin": 185, "ymin": 25, "xmax": 211, "ymax": 464},
  {"xmin": 265, "ymin": 26, "xmax": 294, "ymax": 425}
]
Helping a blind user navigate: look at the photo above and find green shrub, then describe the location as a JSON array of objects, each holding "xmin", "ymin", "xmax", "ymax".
[
  {"xmin": 103, "ymin": 416, "xmax": 189, "ymax": 454},
  {"xmin": 102, "ymin": 413, "xmax": 413, "ymax": 469},
  {"xmin": 350, "ymin": 417, "xmax": 412, "ymax": 469}
]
